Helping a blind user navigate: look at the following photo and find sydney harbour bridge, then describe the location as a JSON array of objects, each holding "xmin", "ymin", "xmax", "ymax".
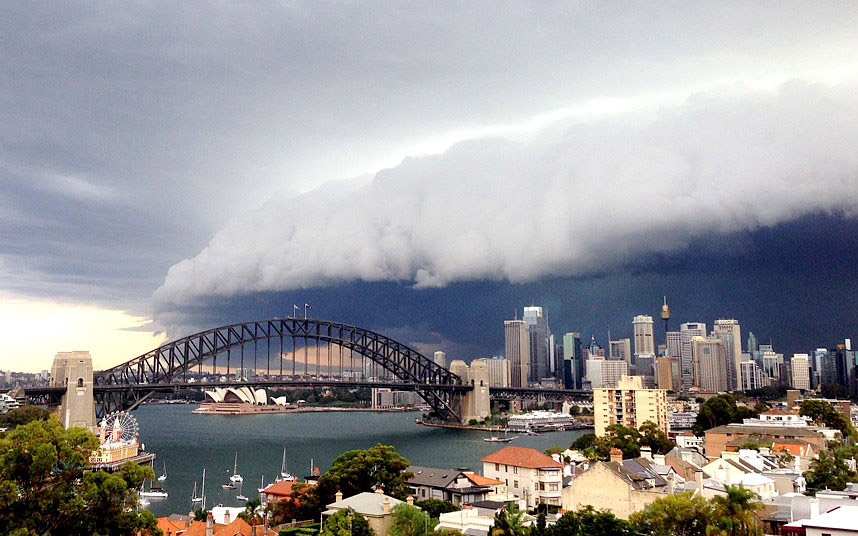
[{"xmin": 23, "ymin": 317, "xmax": 590, "ymax": 424}]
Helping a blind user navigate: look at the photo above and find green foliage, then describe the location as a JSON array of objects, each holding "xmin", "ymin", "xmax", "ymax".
[
  {"xmin": 490, "ymin": 505, "xmax": 526, "ymax": 536},
  {"xmin": 321, "ymin": 508, "xmax": 372, "ymax": 536},
  {"xmin": 737, "ymin": 441, "xmax": 761, "ymax": 451},
  {"xmin": 800, "ymin": 400, "xmax": 854, "ymax": 439},
  {"xmin": 415, "ymin": 499, "xmax": 458, "ymax": 519},
  {"xmin": 0, "ymin": 418, "xmax": 159, "ymax": 535},
  {"xmin": 468, "ymin": 419, "xmax": 479, "ymax": 426},
  {"xmin": 569, "ymin": 433, "xmax": 596, "ymax": 451},
  {"xmin": 193, "ymin": 508, "xmax": 208, "ymax": 521},
  {"xmin": 568, "ymin": 406, "xmax": 580, "ymax": 416},
  {"xmin": 239, "ymin": 498, "xmax": 264, "ymax": 525},
  {"xmin": 548, "ymin": 506, "xmax": 632, "ymax": 536},
  {"xmin": 692, "ymin": 394, "xmax": 758, "ymax": 436},
  {"xmin": 269, "ymin": 482, "xmax": 321, "ymax": 524},
  {"xmin": 0, "ymin": 406, "xmax": 51, "ymax": 428},
  {"xmin": 430, "ymin": 530, "xmax": 463, "ymax": 536},
  {"xmin": 803, "ymin": 448, "xmax": 858, "ymax": 494},
  {"xmin": 638, "ymin": 421, "xmax": 675, "ymax": 455},
  {"xmin": 743, "ymin": 385, "xmax": 787, "ymax": 401},
  {"xmin": 709, "ymin": 485, "xmax": 763, "ymax": 535},
  {"xmin": 544, "ymin": 446, "xmax": 564, "ymax": 456},
  {"xmin": 309, "ymin": 444, "xmax": 411, "ymax": 520},
  {"xmin": 390, "ymin": 503, "xmax": 434, "ymax": 536},
  {"xmin": 629, "ymin": 492, "xmax": 715, "ymax": 536},
  {"xmin": 820, "ymin": 383, "xmax": 851, "ymax": 400}
]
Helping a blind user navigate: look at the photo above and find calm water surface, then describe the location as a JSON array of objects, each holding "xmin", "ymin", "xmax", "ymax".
[{"xmin": 134, "ymin": 404, "xmax": 587, "ymax": 517}]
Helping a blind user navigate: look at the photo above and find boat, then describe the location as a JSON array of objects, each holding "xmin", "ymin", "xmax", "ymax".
[
  {"xmin": 236, "ymin": 493, "xmax": 248, "ymax": 501},
  {"xmin": 524, "ymin": 428, "xmax": 539, "ymax": 436},
  {"xmin": 483, "ymin": 436, "xmax": 515, "ymax": 443},
  {"xmin": 230, "ymin": 452, "xmax": 243, "ymax": 483},
  {"xmin": 191, "ymin": 481, "xmax": 202, "ymax": 503},
  {"xmin": 222, "ymin": 483, "xmax": 235, "ymax": 490},
  {"xmin": 140, "ymin": 481, "xmax": 169, "ymax": 498},
  {"xmin": 257, "ymin": 475, "xmax": 266, "ymax": 494},
  {"xmin": 277, "ymin": 448, "xmax": 297, "ymax": 482},
  {"xmin": 157, "ymin": 461, "xmax": 167, "ymax": 482}
]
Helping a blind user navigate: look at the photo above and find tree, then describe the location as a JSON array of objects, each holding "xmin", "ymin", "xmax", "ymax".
[
  {"xmin": 193, "ymin": 508, "xmax": 208, "ymax": 521},
  {"xmin": 569, "ymin": 406, "xmax": 580, "ymax": 416},
  {"xmin": 548, "ymin": 506, "xmax": 632, "ymax": 536},
  {"xmin": 638, "ymin": 421, "xmax": 675, "ymax": 455},
  {"xmin": 803, "ymin": 449, "xmax": 858, "ymax": 494},
  {"xmin": 269, "ymin": 482, "xmax": 321, "ymax": 524},
  {"xmin": 800, "ymin": 400, "xmax": 854, "ymax": 439},
  {"xmin": 629, "ymin": 492, "xmax": 716, "ymax": 536},
  {"xmin": 544, "ymin": 446, "xmax": 564, "ymax": 457},
  {"xmin": 820, "ymin": 383, "xmax": 851, "ymax": 401},
  {"xmin": 0, "ymin": 418, "xmax": 159, "ymax": 535},
  {"xmin": 693, "ymin": 394, "xmax": 758, "ymax": 436},
  {"xmin": 314, "ymin": 444, "xmax": 413, "ymax": 509},
  {"xmin": 390, "ymin": 503, "xmax": 434, "ymax": 536},
  {"xmin": 321, "ymin": 508, "xmax": 373, "ymax": 536},
  {"xmin": 490, "ymin": 505, "xmax": 526, "ymax": 536},
  {"xmin": 0, "ymin": 406, "xmax": 51, "ymax": 428},
  {"xmin": 415, "ymin": 499, "xmax": 458, "ymax": 519},
  {"xmin": 709, "ymin": 485, "xmax": 763, "ymax": 536},
  {"xmin": 239, "ymin": 498, "xmax": 264, "ymax": 525},
  {"xmin": 570, "ymin": 433, "xmax": 596, "ymax": 451}
]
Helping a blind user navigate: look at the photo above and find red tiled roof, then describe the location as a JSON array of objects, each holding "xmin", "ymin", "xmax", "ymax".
[
  {"xmin": 262, "ymin": 480, "xmax": 313, "ymax": 497},
  {"xmin": 465, "ymin": 473, "xmax": 503, "ymax": 486},
  {"xmin": 480, "ymin": 446, "xmax": 564, "ymax": 469}
]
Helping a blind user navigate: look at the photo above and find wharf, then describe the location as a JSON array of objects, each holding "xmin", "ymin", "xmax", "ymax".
[{"xmin": 91, "ymin": 452, "xmax": 156, "ymax": 472}]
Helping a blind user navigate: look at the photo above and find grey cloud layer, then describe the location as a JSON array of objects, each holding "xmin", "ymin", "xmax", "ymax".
[{"xmin": 154, "ymin": 80, "xmax": 858, "ymax": 306}]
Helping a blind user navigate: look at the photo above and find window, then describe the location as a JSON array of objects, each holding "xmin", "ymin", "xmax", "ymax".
[
  {"xmin": 495, "ymin": 463, "xmax": 500, "ymax": 471},
  {"xmin": 549, "ymin": 483, "xmax": 559, "ymax": 491},
  {"xmin": 513, "ymin": 480, "xmax": 518, "ymax": 488},
  {"xmin": 77, "ymin": 378, "xmax": 84, "ymax": 387},
  {"xmin": 513, "ymin": 466, "xmax": 518, "ymax": 474}
]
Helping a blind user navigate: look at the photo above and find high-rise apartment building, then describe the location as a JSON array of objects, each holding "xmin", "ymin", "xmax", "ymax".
[
  {"xmin": 433, "ymin": 351, "xmax": 446, "ymax": 368},
  {"xmin": 594, "ymin": 375, "xmax": 668, "ymax": 437},
  {"xmin": 680, "ymin": 322, "xmax": 707, "ymax": 390},
  {"xmin": 761, "ymin": 351, "xmax": 784, "ymax": 382},
  {"xmin": 691, "ymin": 336, "xmax": 728, "ymax": 392},
  {"xmin": 523, "ymin": 306, "xmax": 551, "ymax": 383},
  {"xmin": 740, "ymin": 360, "xmax": 766, "ymax": 391},
  {"xmin": 586, "ymin": 358, "xmax": 629, "ymax": 389},
  {"xmin": 633, "ymin": 315, "xmax": 655, "ymax": 357},
  {"xmin": 713, "ymin": 319, "xmax": 743, "ymax": 391},
  {"xmin": 791, "ymin": 354, "xmax": 810, "ymax": 390},
  {"xmin": 609, "ymin": 338, "xmax": 631, "ymax": 365},
  {"xmin": 562, "ymin": 332, "xmax": 583, "ymax": 389},
  {"xmin": 504, "ymin": 320, "xmax": 528, "ymax": 388}
]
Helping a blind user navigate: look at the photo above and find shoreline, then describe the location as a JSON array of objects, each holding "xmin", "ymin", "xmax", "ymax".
[
  {"xmin": 416, "ymin": 420, "xmax": 594, "ymax": 432},
  {"xmin": 190, "ymin": 402, "xmax": 421, "ymax": 415}
]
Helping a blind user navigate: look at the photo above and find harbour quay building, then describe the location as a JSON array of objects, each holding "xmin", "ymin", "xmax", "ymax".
[{"xmin": 507, "ymin": 411, "xmax": 576, "ymax": 432}]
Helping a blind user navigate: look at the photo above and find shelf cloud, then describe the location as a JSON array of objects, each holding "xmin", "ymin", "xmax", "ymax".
[{"xmin": 154, "ymin": 79, "xmax": 858, "ymax": 307}]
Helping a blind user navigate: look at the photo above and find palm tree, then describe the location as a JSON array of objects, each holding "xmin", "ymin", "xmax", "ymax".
[
  {"xmin": 239, "ymin": 498, "xmax": 264, "ymax": 526},
  {"xmin": 491, "ymin": 504, "xmax": 526, "ymax": 536},
  {"xmin": 710, "ymin": 485, "xmax": 762, "ymax": 536}
]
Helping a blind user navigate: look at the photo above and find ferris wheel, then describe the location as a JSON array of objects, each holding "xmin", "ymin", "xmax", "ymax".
[{"xmin": 101, "ymin": 411, "xmax": 140, "ymax": 443}]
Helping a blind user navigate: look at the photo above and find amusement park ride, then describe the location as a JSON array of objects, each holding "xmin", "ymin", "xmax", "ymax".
[{"xmin": 88, "ymin": 411, "xmax": 165, "ymax": 498}]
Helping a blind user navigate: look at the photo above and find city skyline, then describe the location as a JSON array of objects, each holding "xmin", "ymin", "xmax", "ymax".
[{"xmin": 2, "ymin": 4, "xmax": 858, "ymax": 372}]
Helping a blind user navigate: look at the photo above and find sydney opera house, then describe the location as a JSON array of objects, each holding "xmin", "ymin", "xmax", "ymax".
[{"xmin": 193, "ymin": 387, "xmax": 293, "ymax": 414}]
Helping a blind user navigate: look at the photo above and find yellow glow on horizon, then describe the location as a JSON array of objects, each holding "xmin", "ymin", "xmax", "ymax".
[{"xmin": 0, "ymin": 296, "xmax": 167, "ymax": 372}]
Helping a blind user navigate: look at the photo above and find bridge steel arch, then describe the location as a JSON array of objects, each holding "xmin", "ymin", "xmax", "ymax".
[{"xmin": 93, "ymin": 318, "xmax": 465, "ymax": 421}]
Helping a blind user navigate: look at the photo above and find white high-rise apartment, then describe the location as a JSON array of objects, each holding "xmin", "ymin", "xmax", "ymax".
[
  {"xmin": 633, "ymin": 315, "xmax": 655, "ymax": 357},
  {"xmin": 505, "ymin": 320, "xmax": 529, "ymax": 388},
  {"xmin": 740, "ymin": 360, "xmax": 766, "ymax": 391},
  {"xmin": 692, "ymin": 336, "xmax": 728, "ymax": 391},
  {"xmin": 594, "ymin": 375, "xmax": 668, "ymax": 437},
  {"xmin": 680, "ymin": 322, "xmax": 707, "ymax": 390},
  {"xmin": 586, "ymin": 358, "xmax": 629, "ymax": 388},
  {"xmin": 609, "ymin": 338, "xmax": 632, "ymax": 365},
  {"xmin": 713, "ymin": 319, "xmax": 743, "ymax": 391},
  {"xmin": 791, "ymin": 354, "xmax": 810, "ymax": 390}
]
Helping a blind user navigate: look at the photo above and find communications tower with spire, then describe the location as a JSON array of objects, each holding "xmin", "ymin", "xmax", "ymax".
[{"xmin": 661, "ymin": 296, "xmax": 671, "ymax": 334}]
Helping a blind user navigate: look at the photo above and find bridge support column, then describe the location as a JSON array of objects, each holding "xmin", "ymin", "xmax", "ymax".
[
  {"xmin": 50, "ymin": 351, "xmax": 96, "ymax": 430},
  {"xmin": 458, "ymin": 360, "xmax": 491, "ymax": 424}
]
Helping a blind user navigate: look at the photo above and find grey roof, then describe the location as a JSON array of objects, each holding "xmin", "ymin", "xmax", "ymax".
[
  {"xmin": 602, "ymin": 458, "xmax": 667, "ymax": 490},
  {"xmin": 326, "ymin": 492, "xmax": 407, "ymax": 517},
  {"xmin": 408, "ymin": 465, "xmax": 463, "ymax": 489},
  {"xmin": 705, "ymin": 424, "xmax": 824, "ymax": 437}
]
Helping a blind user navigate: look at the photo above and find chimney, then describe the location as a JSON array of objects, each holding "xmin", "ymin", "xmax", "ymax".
[
  {"xmin": 224, "ymin": 509, "xmax": 231, "ymax": 524},
  {"xmin": 407, "ymin": 494, "xmax": 414, "ymax": 506},
  {"xmin": 251, "ymin": 526, "xmax": 258, "ymax": 536},
  {"xmin": 383, "ymin": 496, "xmax": 391, "ymax": 514},
  {"xmin": 809, "ymin": 497, "xmax": 820, "ymax": 519},
  {"xmin": 375, "ymin": 487, "xmax": 384, "ymax": 494},
  {"xmin": 609, "ymin": 448, "xmax": 623, "ymax": 463},
  {"xmin": 653, "ymin": 453, "xmax": 666, "ymax": 465},
  {"xmin": 667, "ymin": 472, "xmax": 675, "ymax": 495},
  {"xmin": 336, "ymin": 490, "xmax": 343, "ymax": 502},
  {"xmin": 206, "ymin": 512, "xmax": 214, "ymax": 536},
  {"xmin": 640, "ymin": 446, "xmax": 652, "ymax": 460},
  {"xmin": 694, "ymin": 470, "xmax": 703, "ymax": 496}
]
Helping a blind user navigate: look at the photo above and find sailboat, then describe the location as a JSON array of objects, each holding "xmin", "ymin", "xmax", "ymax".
[
  {"xmin": 236, "ymin": 481, "xmax": 248, "ymax": 501},
  {"xmin": 140, "ymin": 480, "xmax": 169, "ymax": 498},
  {"xmin": 157, "ymin": 461, "xmax": 167, "ymax": 482},
  {"xmin": 229, "ymin": 452, "xmax": 243, "ymax": 483},
  {"xmin": 257, "ymin": 474, "xmax": 266, "ymax": 494},
  {"xmin": 191, "ymin": 481, "xmax": 202, "ymax": 503},
  {"xmin": 139, "ymin": 484, "xmax": 150, "ymax": 507},
  {"xmin": 277, "ymin": 448, "xmax": 296, "ymax": 482}
]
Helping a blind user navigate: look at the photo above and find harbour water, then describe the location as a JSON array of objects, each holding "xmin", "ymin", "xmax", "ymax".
[{"xmin": 134, "ymin": 404, "xmax": 588, "ymax": 517}]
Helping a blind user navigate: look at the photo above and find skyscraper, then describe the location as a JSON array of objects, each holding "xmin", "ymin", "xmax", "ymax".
[
  {"xmin": 433, "ymin": 351, "xmax": 446, "ymax": 368},
  {"xmin": 504, "ymin": 320, "xmax": 529, "ymax": 388},
  {"xmin": 713, "ymin": 319, "xmax": 743, "ymax": 391},
  {"xmin": 609, "ymin": 338, "xmax": 632, "ymax": 365},
  {"xmin": 523, "ymin": 306, "xmax": 551, "ymax": 383},
  {"xmin": 633, "ymin": 315, "xmax": 655, "ymax": 358},
  {"xmin": 692, "ymin": 336, "xmax": 728, "ymax": 391},
  {"xmin": 791, "ymin": 353, "xmax": 810, "ymax": 390},
  {"xmin": 665, "ymin": 331, "xmax": 682, "ymax": 359},
  {"xmin": 562, "ymin": 332, "xmax": 582, "ymax": 389},
  {"xmin": 680, "ymin": 322, "xmax": 707, "ymax": 390}
]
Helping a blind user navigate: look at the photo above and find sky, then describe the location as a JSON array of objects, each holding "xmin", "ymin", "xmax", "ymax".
[{"xmin": 2, "ymin": 2, "xmax": 858, "ymax": 371}]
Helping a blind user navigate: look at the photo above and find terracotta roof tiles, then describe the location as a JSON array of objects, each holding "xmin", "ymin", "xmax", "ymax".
[{"xmin": 480, "ymin": 446, "xmax": 564, "ymax": 469}]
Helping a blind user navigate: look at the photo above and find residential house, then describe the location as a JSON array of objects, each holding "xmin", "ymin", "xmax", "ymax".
[
  {"xmin": 323, "ymin": 488, "xmax": 414, "ymax": 536},
  {"xmin": 481, "ymin": 446, "xmax": 564, "ymax": 508},
  {"xmin": 407, "ymin": 466, "xmax": 504, "ymax": 505}
]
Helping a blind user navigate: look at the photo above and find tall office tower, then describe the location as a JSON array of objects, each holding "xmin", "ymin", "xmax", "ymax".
[
  {"xmin": 692, "ymin": 336, "xmax": 729, "ymax": 391},
  {"xmin": 504, "ymin": 320, "xmax": 529, "ymax": 388},
  {"xmin": 588, "ymin": 359, "xmax": 629, "ymax": 389},
  {"xmin": 661, "ymin": 297, "xmax": 671, "ymax": 335},
  {"xmin": 747, "ymin": 332, "xmax": 759, "ymax": 360},
  {"xmin": 594, "ymin": 375, "xmax": 668, "ymax": 437},
  {"xmin": 714, "ymin": 319, "xmax": 743, "ymax": 391},
  {"xmin": 548, "ymin": 334, "xmax": 563, "ymax": 380},
  {"xmin": 814, "ymin": 348, "xmax": 838, "ymax": 386},
  {"xmin": 791, "ymin": 354, "xmax": 811, "ymax": 390},
  {"xmin": 761, "ymin": 351, "xmax": 783, "ymax": 381},
  {"xmin": 833, "ymin": 343, "xmax": 850, "ymax": 386},
  {"xmin": 633, "ymin": 315, "xmax": 655, "ymax": 358},
  {"xmin": 473, "ymin": 357, "xmax": 511, "ymax": 388},
  {"xmin": 609, "ymin": 338, "xmax": 632, "ymax": 364},
  {"xmin": 656, "ymin": 356, "xmax": 681, "ymax": 391},
  {"xmin": 680, "ymin": 322, "xmax": 707, "ymax": 390},
  {"xmin": 666, "ymin": 331, "xmax": 682, "ymax": 359},
  {"xmin": 740, "ymin": 360, "xmax": 766, "ymax": 391},
  {"xmin": 562, "ymin": 332, "xmax": 583, "ymax": 389},
  {"xmin": 523, "ymin": 306, "xmax": 551, "ymax": 383},
  {"xmin": 433, "ymin": 351, "xmax": 446, "ymax": 368}
]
